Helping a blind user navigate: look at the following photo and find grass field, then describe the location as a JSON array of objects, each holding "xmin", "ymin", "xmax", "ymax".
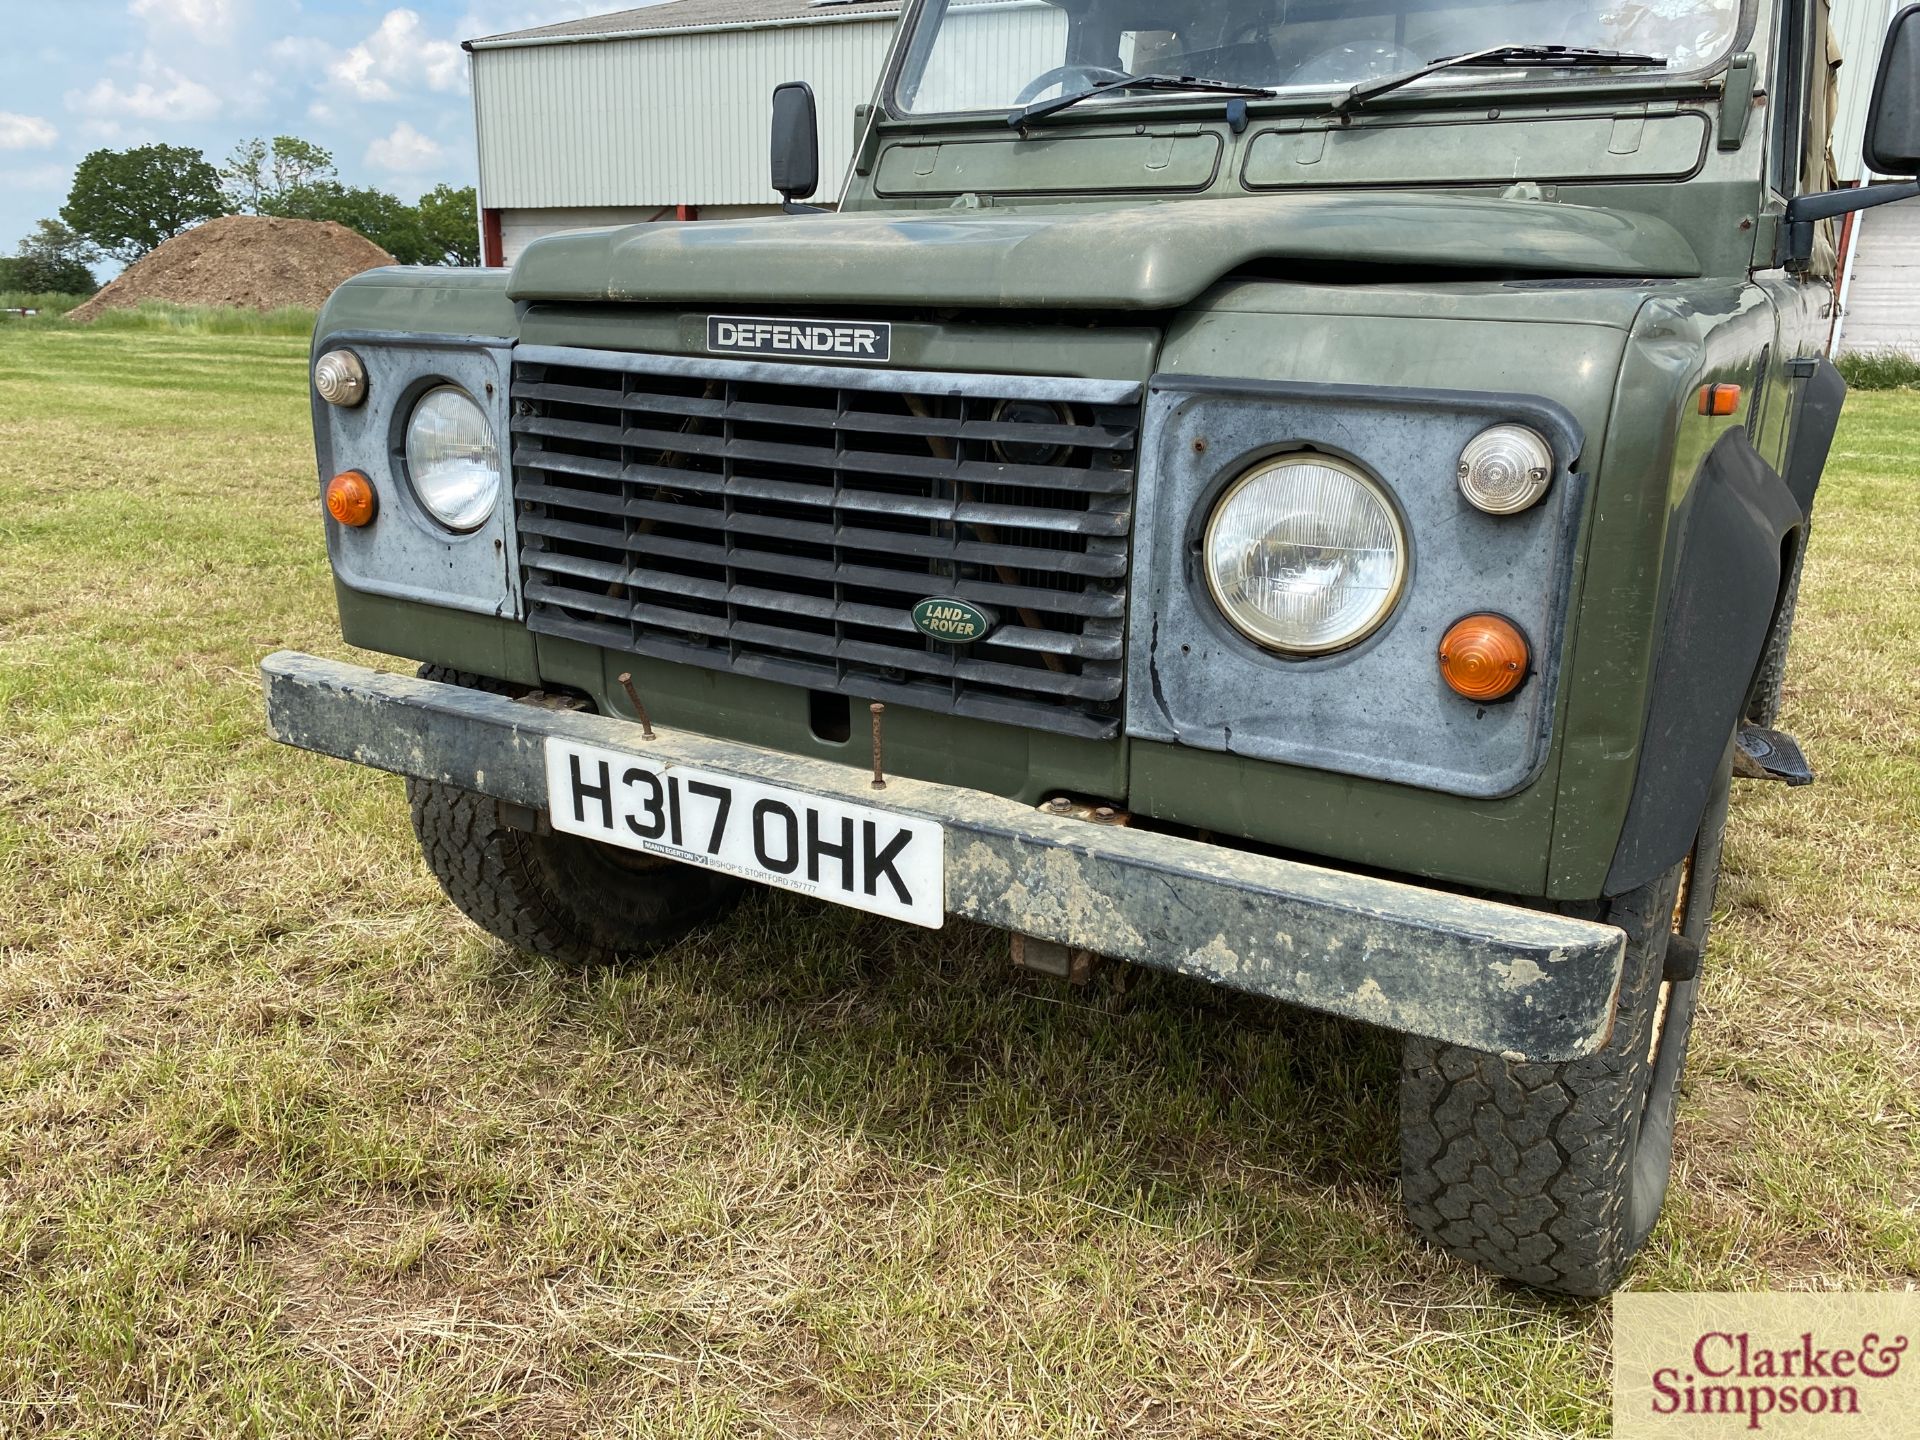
[
  {"xmin": 0, "ymin": 299, "xmax": 318, "ymax": 335},
  {"xmin": 1, "ymin": 325, "xmax": 1916, "ymax": 1439}
]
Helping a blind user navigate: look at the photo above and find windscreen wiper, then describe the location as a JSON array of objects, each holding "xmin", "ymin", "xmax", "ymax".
[
  {"xmin": 1010, "ymin": 73, "xmax": 1276, "ymax": 130},
  {"xmin": 1330, "ymin": 44, "xmax": 1666, "ymax": 114}
]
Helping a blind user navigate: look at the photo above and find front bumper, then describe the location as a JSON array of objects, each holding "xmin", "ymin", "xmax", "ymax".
[{"xmin": 261, "ymin": 652, "xmax": 1627, "ymax": 1061}]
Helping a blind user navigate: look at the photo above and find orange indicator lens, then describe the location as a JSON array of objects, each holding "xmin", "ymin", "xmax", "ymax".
[
  {"xmin": 1439, "ymin": 614, "xmax": 1530, "ymax": 701},
  {"xmin": 325, "ymin": 470, "xmax": 377, "ymax": 527},
  {"xmin": 1697, "ymin": 383, "xmax": 1742, "ymax": 417}
]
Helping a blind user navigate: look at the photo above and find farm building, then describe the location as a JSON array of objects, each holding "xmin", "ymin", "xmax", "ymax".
[
  {"xmin": 466, "ymin": 0, "xmax": 902, "ymax": 264},
  {"xmin": 1831, "ymin": 0, "xmax": 1920, "ymax": 354},
  {"xmin": 465, "ymin": 0, "xmax": 1919, "ymax": 353}
]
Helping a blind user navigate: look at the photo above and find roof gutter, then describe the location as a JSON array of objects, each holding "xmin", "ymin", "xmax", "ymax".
[{"xmin": 463, "ymin": 8, "xmax": 899, "ymax": 52}]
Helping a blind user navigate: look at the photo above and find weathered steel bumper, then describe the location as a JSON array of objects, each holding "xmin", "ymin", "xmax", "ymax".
[{"xmin": 261, "ymin": 652, "xmax": 1627, "ymax": 1061}]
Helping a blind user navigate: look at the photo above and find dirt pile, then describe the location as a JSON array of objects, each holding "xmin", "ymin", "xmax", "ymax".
[{"xmin": 70, "ymin": 215, "xmax": 395, "ymax": 321}]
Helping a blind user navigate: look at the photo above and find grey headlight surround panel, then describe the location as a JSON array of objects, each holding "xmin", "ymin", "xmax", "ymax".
[
  {"xmin": 1128, "ymin": 377, "xmax": 1587, "ymax": 800},
  {"xmin": 314, "ymin": 332, "xmax": 521, "ymax": 619}
]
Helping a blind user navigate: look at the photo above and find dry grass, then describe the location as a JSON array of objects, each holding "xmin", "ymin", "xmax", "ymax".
[{"xmin": 1, "ymin": 325, "xmax": 1916, "ymax": 1438}]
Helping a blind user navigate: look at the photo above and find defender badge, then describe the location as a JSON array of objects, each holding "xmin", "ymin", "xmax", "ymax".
[
  {"xmin": 707, "ymin": 316, "xmax": 891, "ymax": 363},
  {"xmin": 911, "ymin": 597, "xmax": 996, "ymax": 643}
]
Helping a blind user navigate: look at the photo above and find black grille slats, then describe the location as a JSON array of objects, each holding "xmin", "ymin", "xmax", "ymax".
[{"xmin": 508, "ymin": 346, "xmax": 1140, "ymax": 740}]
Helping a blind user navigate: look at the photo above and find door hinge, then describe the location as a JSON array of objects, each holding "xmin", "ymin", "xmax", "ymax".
[{"xmin": 1718, "ymin": 53, "xmax": 1756, "ymax": 152}]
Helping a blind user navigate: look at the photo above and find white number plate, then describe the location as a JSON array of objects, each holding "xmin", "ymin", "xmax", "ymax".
[{"xmin": 543, "ymin": 738, "xmax": 944, "ymax": 929}]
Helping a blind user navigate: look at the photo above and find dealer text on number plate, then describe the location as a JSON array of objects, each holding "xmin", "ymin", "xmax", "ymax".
[{"xmin": 543, "ymin": 739, "xmax": 944, "ymax": 928}]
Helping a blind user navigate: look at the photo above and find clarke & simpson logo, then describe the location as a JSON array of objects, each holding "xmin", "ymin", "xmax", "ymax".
[
  {"xmin": 1616, "ymin": 1294, "xmax": 1919, "ymax": 1438},
  {"xmin": 1650, "ymin": 1330, "xmax": 1907, "ymax": 1428}
]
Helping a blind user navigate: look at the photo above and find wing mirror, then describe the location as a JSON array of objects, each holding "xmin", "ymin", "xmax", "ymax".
[
  {"xmin": 1782, "ymin": 4, "xmax": 1920, "ymax": 268},
  {"xmin": 1865, "ymin": 2, "xmax": 1920, "ymax": 176},
  {"xmin": 770, "ymin": 81, "xmax": 823, "ymax": 213}
]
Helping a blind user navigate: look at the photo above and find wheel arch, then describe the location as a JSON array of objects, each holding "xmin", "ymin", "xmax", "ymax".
[{"xmin": 1603, "ymin": 428, "xmax": 1808, "ymax": 895}]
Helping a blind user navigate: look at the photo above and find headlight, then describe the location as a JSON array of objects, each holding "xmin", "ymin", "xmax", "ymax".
[
  {"xmin": 405, "ymin": 385, "xmax": 500, "ymax": 532},
  {"xmin": 1456, "ymin": 424, "xmax": 1553, "ymax": 514},
  {"xmin": 1203, "ymin": 455, "xmax": 1407, "ymax": 655}
]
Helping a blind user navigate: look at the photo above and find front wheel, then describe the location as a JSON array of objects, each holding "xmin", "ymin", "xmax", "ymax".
[
  {"xmin": 1397, "ymin": 756, "xmax": 1730, "ymax": 1295},
  {"xmin": 405, "ymin": 667, "xmax": 746, "ymax": 965}
]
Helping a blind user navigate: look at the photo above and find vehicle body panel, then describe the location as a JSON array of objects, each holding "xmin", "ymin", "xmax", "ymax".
[{"xmin": 504, "ymin": 190, "xmax": 1704, "ymax": 311}]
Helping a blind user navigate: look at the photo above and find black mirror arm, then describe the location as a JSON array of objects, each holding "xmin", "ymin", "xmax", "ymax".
[
  {"xmin": 1780, "ymin": 179, "xmax": 1920, "ymax": 270},
  {"xmin": 781, "ymin": 200, "xmax": 828, "ymax": 214},
  {"xmin": 1786, "ymin": 178, "xmax": 1920, "ymax": 224}
]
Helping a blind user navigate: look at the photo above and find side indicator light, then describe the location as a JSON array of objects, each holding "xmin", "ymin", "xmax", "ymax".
[
  {"xmin": 326, "ymin": 470, "xmax": 377, "ymax": 527},
  {"xmin": 1697, "ymin": 383, "xmax": 1742, "ymax": 416},
  {"xmin": 1439, "ymin": 614, "xmax": 1530, "ymax": 701}
]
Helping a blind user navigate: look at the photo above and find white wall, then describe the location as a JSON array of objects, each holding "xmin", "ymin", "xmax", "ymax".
[
  {"xmin": 473, "ymin": 17, "xmax": 897, "ymax": 211},
  {"xmin": 1830, "ymin": 0, "xmax": 1902, "ymax": 182}
]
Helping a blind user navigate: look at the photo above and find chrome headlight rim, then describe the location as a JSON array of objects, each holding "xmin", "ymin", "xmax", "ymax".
[
  {"xmin": 402, "ymin": 382, "xmax": 502, "ymax": 534},
  {"xmin": 1201, "ymin": 451, "xmax": 1411, "ymax": 658}
]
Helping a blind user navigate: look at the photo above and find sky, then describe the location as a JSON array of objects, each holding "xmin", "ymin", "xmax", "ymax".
[{"xmin": 0, "ymin": 0, "xmax": 649, "ymax": 269}]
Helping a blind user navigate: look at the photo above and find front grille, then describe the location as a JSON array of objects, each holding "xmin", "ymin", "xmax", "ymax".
[{"xmin": 508, "ymin": 345, "xmax": 1141, "ymax": 739}]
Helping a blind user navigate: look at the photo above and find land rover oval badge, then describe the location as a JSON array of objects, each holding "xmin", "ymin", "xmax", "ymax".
[{"xmin": 911, "ymin": 597, "xmax": 996, "ymax": 643}]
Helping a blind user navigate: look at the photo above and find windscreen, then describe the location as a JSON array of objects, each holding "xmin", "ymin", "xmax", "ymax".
[{"xmin": 895, "ymin": 0, "xmax": 1742, "ymax": 115}]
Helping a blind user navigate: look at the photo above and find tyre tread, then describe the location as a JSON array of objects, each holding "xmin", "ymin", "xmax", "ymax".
[
  {"xmin": 1399, "ymin": 872, "xmax": 1680, "ymax": 1296},
  {"xmin": 404, "ymin": 665, "xmax": 741, "ymax": 966}
]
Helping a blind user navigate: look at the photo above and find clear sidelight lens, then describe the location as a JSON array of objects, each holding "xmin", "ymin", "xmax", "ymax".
[
  {"xmin": 1203, "ymin": 455, "xmax": 1408, "ymax": 655},
  {"xmin": 405, "ymin": 385, "xmax": 500, "ymax": 531},
  {"xmin": 314, "ymin": 349, "xmax": 367, "ymax": 407},
  {"xmin": 1457, "ymin": 424, "xmax": 1554, "ymax": 514}
]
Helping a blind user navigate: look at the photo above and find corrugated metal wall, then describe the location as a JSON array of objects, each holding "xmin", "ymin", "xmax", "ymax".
[
  {"xmin": 473, "ymin": 16, "xmax": 897, "ymax": 209},
  {"xmin": 1830, "ymin": 0, "xmax": 1900, "ymax": 182}
]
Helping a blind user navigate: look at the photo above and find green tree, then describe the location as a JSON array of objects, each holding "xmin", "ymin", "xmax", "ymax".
[
  {"xmin": 220, "ymin": 137, "xmax": 270, "ymax": 213},
  {"xmin": 61, "ymin": 144, "xmax": 224, "ymax": 263},
  {"xmin": 1, "ymin": 219, "xmax": 98, "ymax": 294},
  {"xmin": 415, "ymin": 184, "xmax": 479, "ymax": 266},
  {"xmin": 221, "ymin": 135, "xmax": 336, "ymax": 214},
  {"xmin": 262, "ymin": 181, "xmax": 431, "ymax": 264}
]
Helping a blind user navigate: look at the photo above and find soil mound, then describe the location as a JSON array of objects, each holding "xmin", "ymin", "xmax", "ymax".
[{"xmin": 70, "ymin": 215, "xmax": 395, "ymax": 321}]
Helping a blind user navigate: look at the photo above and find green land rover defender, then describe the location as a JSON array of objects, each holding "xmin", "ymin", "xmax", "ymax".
[{"xmin": 264, "ymin": 0, "xmax": 1920, "ymax": 1294}]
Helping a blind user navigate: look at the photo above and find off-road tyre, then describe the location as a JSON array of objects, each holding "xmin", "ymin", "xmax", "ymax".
[
  {"xmin": 1398, "ymin": 758, "xmax": 1731, "ymax": 1296},
  {"xmin": 406, "ymin": 666, "xmax": 746, "ymax": 965},
  {"xmin": 1746, "ymin": 527, "xmax": 1807, "ymax": 728}
]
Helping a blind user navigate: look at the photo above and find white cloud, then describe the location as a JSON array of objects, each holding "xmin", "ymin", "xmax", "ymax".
[
  {"xmin": 328, "ymin": 10, "xmax": 466, "ymax": 101},
  {"xmin": 366, "ymin": 121, "xmax": 444, "ymax": 173},
  {"xmin": 268, "ymin": 36, "xmax": 334, "ymax": 70},
  {"xmin": 66, "ymin": 60, "xmax": 222, "ymax": 126},
  {"xmin": 129, "ymin": 0, "xmax": 245, "ymax": 42},
  {"xmin": 0, "ymin": 112, "xmax": 58, "ymax": 150}
]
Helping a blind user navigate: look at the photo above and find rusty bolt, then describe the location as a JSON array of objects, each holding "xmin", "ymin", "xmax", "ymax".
[{"xmin": 615, "ymin": 672, "xmax": 655, "ymax": 741}]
